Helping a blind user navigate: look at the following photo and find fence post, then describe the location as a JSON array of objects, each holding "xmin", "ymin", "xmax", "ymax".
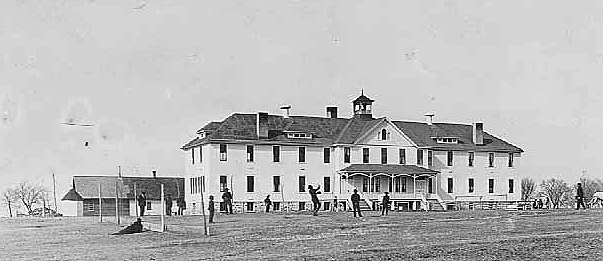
[
  {"xmin": 99, "ymin": 183, "xmax": 103, "ymax": 222},
  {"xmin": 115, "ymin": 180, "xmax": 120, "ymax": 225},
  {"xmin": 134, "ymin": 183, "xmax": 138, "ymax": 217},
  {"xmin": 161, "ymin": 184, "xmax": 165, "ymax": 232}
]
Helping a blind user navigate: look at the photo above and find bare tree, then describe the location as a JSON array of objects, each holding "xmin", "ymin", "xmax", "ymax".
[
  {"xmin": 13, "ymin": 182, "xmax": 48, "ymax": 215},
  {"xmin": 540, "ymin": 179, "xmax": 572, "ymax": 209},
  {"xmin": 2, "ymin": 188, "xmax": 17, "ymax": 217},
  {"xmin": 579, "ymin": 178, "xmax": 603, "ymax": 202},
  {"xmin": 521, "ymin": 178, "xmax": 536, "ymax": 201}
]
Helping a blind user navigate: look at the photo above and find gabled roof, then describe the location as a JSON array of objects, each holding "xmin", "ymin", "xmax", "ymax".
[
  {"xmin": 61, "ymin": 188, "xmax": 83, "ymax": 201},
  {"xmin": 182, "ymin": 113, "xmax": 524, "ymax": 152},
  {"xmin": 68, "ymin": 176, "xmax": 185, "ymax": 200},
  {"xmin": 340, "ymin": 164, "xmax": 438, "ymax": 175}
]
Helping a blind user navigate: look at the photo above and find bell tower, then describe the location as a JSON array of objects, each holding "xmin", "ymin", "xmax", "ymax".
[{"xmin": 352, "ymin": 90, "xmax": 374, "ymax": 119}]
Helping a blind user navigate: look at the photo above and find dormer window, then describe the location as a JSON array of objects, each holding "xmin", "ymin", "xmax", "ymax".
[
  {"xmin": 433, "ymin": 137, "xmax": 459, "ymax": 144},
  {"xmin": 198, "ymin": 133, "xmax": 205, "ymax": 139},
  {"xmin": 287, "ymin": 132, "xmax": 312, "ymax": 139}
]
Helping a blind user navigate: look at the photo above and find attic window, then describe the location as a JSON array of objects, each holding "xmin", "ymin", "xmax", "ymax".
[
  {"xmin": 198, "ymin": 133, "xmax": 205, "ymax": 138},
  {"xmin": 287, "ymin": 133, "xmax": 312, "ymax": 139},
  {"xmin": 434, "ymin": 137, "xmax": 458, "ymax": 144}
]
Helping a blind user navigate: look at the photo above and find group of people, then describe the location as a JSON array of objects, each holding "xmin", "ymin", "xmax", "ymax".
[{"xmin": 136, "ymin": 191, "xmax": 187, "ymax": 217}]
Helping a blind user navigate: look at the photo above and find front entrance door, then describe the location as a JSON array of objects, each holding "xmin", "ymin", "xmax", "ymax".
[{"xmin": 416, "ymin": 179, "xmax": 427, "ymax": 194}]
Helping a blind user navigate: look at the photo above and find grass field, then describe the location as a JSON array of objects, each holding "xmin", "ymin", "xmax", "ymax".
[{"xmin": 1, "ymin": 209, "xmax": 603, "ymax": 261}]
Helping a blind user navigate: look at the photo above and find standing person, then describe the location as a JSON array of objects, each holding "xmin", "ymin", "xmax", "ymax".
[
  {"xmin": 165, "ymin": 194, "xmax": 173, "ymax": 216},
  {"xmin": 222, "ymin": 188, "xmax": 233, "ymax": 214},
  {"xmin": 264, "ymin": 195, "xmax": 272, "ymax": 213},
  {"xmin": 176, "ymin": 196, "xmax": 186, "ymax": 215},
  {"xmin": 308, "ymin": 185, "xmax": 321, "ymax": 216},
  {"xmin": 333, "ymin": 196, "xmax": 338, "ymax": 212},
  {"xmin": 576, "ymin": 183, "xmax": 587, "ymax": 210},
  {"xmin": 138, "ymin": 192, "xmax": 147, "ymax": 216},
  {"xmin": 351, "ymin": 189, "xmax": 362, "ymax": 217},
  {"xmin": 208, "ymin": 195, "xmax": 215, "ymax": 223},
  {"xmin": 381, "ymin": 192, "xmax": 391, "ymax": 216}
]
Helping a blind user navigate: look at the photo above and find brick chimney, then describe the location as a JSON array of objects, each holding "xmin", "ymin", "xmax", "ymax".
[
  {"xmin": 473, "ymin": 122, "xmax": 484, "ymax": 145},
  {"xmin": 152, "ymin": 169, "xmax": 157, "ymax": 179},
  {"xmin": 326, "ymin": 107, "xmax": 338, "ymax": 118},
  {"xmin": 257, "ymin": 112, "xmax": 269, "ymax": 138}
]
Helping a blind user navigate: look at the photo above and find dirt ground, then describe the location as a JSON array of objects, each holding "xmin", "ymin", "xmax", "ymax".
[{"xmin": 1, "ymin": 209, "xmax": 602, "ymax": 261}]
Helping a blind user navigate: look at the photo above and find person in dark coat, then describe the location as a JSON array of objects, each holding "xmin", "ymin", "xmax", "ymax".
[
  {"xmin": 222, "ymin": 188, "xmax": 233, "ymax": 214},
  {"xmin": 381, "ymin": 192, "xmax": 391, "ymax": 216},
  {"xmin": 176, "ymin": 196, "xmax": 186, "ymax": 215},
  {"xmin": 576, "ymin": 183, "xmax": 586, "ymax": 210},
  {"xmin": 165, "ymin": 194, "xmax": 173, "ymax": 216},
  {"xmin": 138, "ymin": 192, "xmax": 147, "ymax": 216},
  {"xmin": 112, "ymin": 218, "xmax": 144, "ymax": 235},
  {"xmin": 351, "ymin": 189, "xmax": 362, "ymax": 217},
  {"xmin": 208, "ymin": 195, "xmax": 215, "ymax": 223},
  {"xmin": 264, "ymin": 195, "xmax": 272, "ymax": 213},
  {"xmin": 308, "ymin": 185, "xmax": 321, "ymax": 216}
]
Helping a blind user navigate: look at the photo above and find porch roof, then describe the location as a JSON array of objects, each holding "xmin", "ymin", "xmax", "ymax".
[{"xmin": 339, "ymin": 164, "xmax": 439, "ymax": 175}]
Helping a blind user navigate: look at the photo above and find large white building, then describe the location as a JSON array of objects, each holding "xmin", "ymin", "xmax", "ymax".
[{"xmin": 181, "ymin": 93, "xmax": 523, "ymax": 213}]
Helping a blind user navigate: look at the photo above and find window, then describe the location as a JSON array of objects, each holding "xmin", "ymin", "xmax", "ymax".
[
  {"xmin": 288, "ymin": 133, "xmax": 312, "ymax": 139},
  {"xmin": 508, "ymin": 179, "xmax": 514, "ymax": 193},
  {"xmin": 447, "ymin": 178, "xmax": 453, "ymax": 193},
  {"xmin": 323, "ymin": 202, "xmax": 330, "ymax": 211},
  {"xmin": 447, "ymin": 151, "xmax": 453, "ymax": 166},
  {"xmin": 199, "ymin": 146, "xmax": 202, "ymax": 163},
  {"xmin": 273, "ymin": 146, "xmax": 280, "ymax": 162},
  {"xmin": 299, "ymin": 202, "xmax": 305, "ymax": 211},
  {"xmin": 381, "ymin": 148, "xmax": 388, "ymax": 164},
  {"xmin": 344, "ymin": 147, "xmax": 351, "ymax": 163},
  {"xmin": 401, "ymin": 179, "xmax": 407, "ymax": 192},
  {"xmin": 468, "ymin": 152, "xmax": 474, "ymax": 167},
  {"xmin": 489, "ymin": 179, "xmax": 495, "ymax": 193},
  {"xmin": 273, "ymin": 176, "xmax": 281, "ymax": 192},
  {"xmin": 298, "ymin": 147, "xmax": 306, "ymax": 163},
  {"xmin": 363, "ymin": 148, "xmax": 370, "ymax": 163},
  {"xmin": 417, "ymin": 149, "xmax": 424, "ymax": 165},
  {"xmin": 428, "ymin": 150, "xmax": 433, "ymax": 167},
  {"xmin": 362, "ymin": 177, "xmax": 368, "ymax": 192},
  {"xmin": 324, "ymin": 177, "xmax": 331, "ymax": 192},
  {"xmin": 219, "ymin": 144, "xmax": 227, "ymax": 161},
  {"xmin": 86, "ymin": 202, "xmax": 94, "ymax": 212},
  {"xmin": 508, "ymin": 153, "xmax": 514, "ymax": 167},
  {"xmin": 324, "ymin": 148, "xmax": 330, "ymax": 164},
  {"xmin": 246, "ymin": 202, "xmax": 254, "ymax": 212},
  {"xmin": 468, "ymin": 178, "xmax": 475, "ymax": 193},
  {"xmin": 146, "ymin": 202, "xmax": 152, "ymax": 210},
  {"xmin": 381, "ymin": 129, "xmax": 388, "ymax": 140},
  {"xmin": 220, "ymin": 175, "xmax": 228, "ymax": 192},
  {"xmin": 246, "ymin": 145, "xmax": 254, "ymax": 162},
  {"xmin": 374, "ymin": 178, "xmax": 381, "ymax": 192},
  {"xmin": 488, "ymin": 153, "xmax": 495, "ymax": 167},
  {"xmin": 298, "ymin": 176, "xmax": 306, "ymax": 192},
  {"xmin": 273, "ymin": 202, "xmax": 280, "ymax": 211},
  {"xmin": 246, "ymin": 176, "xmax": 254, "ymax": 192},
  {"xmin": 399, "ymin": 149, "xmax": 406, "ymax": 164},
  {"xmin": 191, "ymin": 148, "xmax": 195, "ymax": 165}
]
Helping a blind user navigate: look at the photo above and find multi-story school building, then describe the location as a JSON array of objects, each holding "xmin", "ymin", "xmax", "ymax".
[{"xmin": 181, "ymin": 93, "xmax": 523, "ymax": 214}]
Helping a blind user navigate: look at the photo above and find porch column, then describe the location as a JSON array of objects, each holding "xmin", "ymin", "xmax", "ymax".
[
  {"xmin": 390, "ymin": 174, "xmax": 394, "ymax": 193},
  {"xmin": 413, "ymin": 175, "xmax": 416, "ymax": 198},
  {"xmin": 369, "ymin": 174, "xmax": 373, "ymax": 193}
]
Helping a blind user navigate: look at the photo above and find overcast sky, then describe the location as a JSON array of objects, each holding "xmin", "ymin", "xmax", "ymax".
[{"xmin": 2, "ymin": 0, "xmax": 602, "ymax": 216}]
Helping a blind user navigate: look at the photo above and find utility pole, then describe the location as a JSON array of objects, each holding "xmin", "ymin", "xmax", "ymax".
[{"xmin": 52, "ymin": 173, "xmax": 58, "ymax": 213}]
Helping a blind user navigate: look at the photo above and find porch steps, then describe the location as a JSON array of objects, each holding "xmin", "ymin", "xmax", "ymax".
[
  {"xmin": 346, "ymin": 199, "xmax": 374, "ymax": 211},
  {"xmin": 428, "ymin": 200, "xmax": 445, "ymax": 211}
]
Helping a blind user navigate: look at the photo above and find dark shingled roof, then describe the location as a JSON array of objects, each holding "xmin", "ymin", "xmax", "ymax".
[
  {"xmin": 196, "ymin": 121, "xmax": 221, "ymax": 134},
  {"xmin": 69, "ymin": 176, "xmax": 185, "ymax": 200},
  {"xmin": 182, "ymin": 113, "xmax": 523, "ymax": 152},
  {"xmin": 61, "ymin": 188, "xmax": 83, "ymax": 201},
  {"xmin": 353, "ymin": 94, "xmax": 374, "ymax": 103},
  {"xmin": 393, "ymin": 121, "xmax": 524, "ymax": 153},
  {"xmin": 340, "ymin": 164, "xmax": 438, "ymax": 175}
]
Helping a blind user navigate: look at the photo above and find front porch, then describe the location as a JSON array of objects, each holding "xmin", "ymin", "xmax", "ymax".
[{"xmin": 338, "ymin": 164, "xmax": 441, "ymax": 211}]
